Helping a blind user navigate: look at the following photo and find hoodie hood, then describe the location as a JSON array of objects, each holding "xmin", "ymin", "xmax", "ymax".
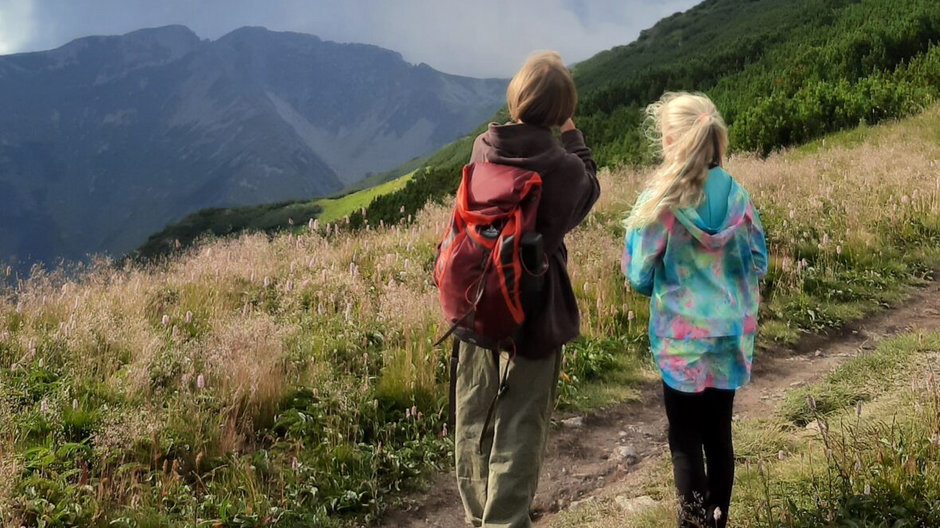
[{"xmin": 673, "ymin": 175, "xmax": 753, "ymax": 250}]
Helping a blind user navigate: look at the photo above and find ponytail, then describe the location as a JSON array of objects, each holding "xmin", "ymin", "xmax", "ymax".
[{"xmin": 625, "ymin": 92, "xmax": 728, "ymax": 230}]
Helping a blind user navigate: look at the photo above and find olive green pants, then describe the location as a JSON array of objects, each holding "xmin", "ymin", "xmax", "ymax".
[{"xmin": 454, "ymin": 340, "xmax": 562, "ymax": 528}]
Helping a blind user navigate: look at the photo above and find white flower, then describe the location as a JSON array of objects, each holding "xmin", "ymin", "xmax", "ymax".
[{"xmin": 196, "ymin": 374, "xmax": 206, "ymax": 390}]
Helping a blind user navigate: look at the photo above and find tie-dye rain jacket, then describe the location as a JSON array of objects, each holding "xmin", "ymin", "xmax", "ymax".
[{"xmin": 622, "ymin": 170, "xmax": 768, "ymax": 392}]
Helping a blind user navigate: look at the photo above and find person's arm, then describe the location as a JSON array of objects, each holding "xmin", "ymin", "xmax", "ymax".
[
  {"xmin": 558, "ymin": 119, "xmax": 600, "ymax": 232},
  {"xmin": 748, "ymin": 203, "xmax": 768, "ymax": 277},
  {"xmin": 622, "ymin": 220, "xmax": 667, "ymax": 297}
]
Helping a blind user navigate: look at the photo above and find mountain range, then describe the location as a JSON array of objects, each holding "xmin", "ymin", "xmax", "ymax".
[{"xmin": 0, "ymin": 25, "xmax": 506, "ymax": 270}]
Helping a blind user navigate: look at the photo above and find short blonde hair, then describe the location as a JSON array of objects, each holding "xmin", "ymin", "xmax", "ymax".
[{"xmin": 506, "ymin": 51, "xmax": 577, "ymax": 128}]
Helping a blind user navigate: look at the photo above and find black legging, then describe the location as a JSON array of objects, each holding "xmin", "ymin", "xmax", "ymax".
[{"xmin": 662, "ymin": 382, "xmax": 736, "ymax": 528}]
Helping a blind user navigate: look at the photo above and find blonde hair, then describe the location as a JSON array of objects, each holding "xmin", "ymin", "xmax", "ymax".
[
  {"xmin": 625, "ymin": 92, "xmax": 729, "ymax": 229},
  {"xmin": 506, "ymin": 51, "xmax": 577, "ymax": 128}
]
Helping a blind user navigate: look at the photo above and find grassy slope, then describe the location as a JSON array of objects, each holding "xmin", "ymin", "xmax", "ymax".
[
  {"xmin": 135, "ymin": 171, "xmax": 419, "ymax": 259},
  {"xmin": 314, "ymin": 170, "xmax": 417, "ymax": 224}
]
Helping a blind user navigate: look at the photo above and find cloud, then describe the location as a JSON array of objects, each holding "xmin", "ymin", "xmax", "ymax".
[
  {"xmin": 0, "ymin": 0, "xmax": 36, "ymax": 55},
  {"xmin": 0, "ymin": 0, "xmax": 699, "ymax": 77}
]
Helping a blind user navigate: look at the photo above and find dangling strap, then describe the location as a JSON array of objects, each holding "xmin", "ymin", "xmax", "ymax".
[
  {"xmin": 432, "ymin": 251, "xmax": 494, "ymax": 348},
  {"xmin": 447, "ymin": 337, "xmax": 460, "ymax": 431},
  {"xmin": 477, "ymin": 344, "xmax": 515, "ymax": 455}
]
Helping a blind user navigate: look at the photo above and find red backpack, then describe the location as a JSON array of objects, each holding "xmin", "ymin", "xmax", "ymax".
[{"xmin": 433, "ymin": 162, "xmax": 547, "ymax": 351}]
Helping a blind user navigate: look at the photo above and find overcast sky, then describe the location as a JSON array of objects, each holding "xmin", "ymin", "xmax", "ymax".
[{"xmin": 0, "ymin": 0, "xmax": 699, "ymax": 78}]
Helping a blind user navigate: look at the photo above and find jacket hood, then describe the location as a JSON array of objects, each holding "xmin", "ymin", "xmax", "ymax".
[
  {"xmin": 478, "ymin": 122, "xmax": 567, "ymax": 175},
  {"xmin": 673, "ymin": 175, "xmax": 753, "ymax": 250}
]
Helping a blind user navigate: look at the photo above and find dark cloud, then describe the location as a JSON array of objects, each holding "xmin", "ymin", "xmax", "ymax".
[{"xmin": 0, "ymin": 0, "xmax": 698, "ymax": 77}]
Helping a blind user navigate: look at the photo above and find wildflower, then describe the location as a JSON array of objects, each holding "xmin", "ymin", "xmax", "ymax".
[
  {"xmin": 400, "ymin": 205, "xmax": 406, "ymax": 214},
  {"xmin": 405, "ymin": 407, "xmax": 411, "ymax": 418},
  {"xmin": 864, "ymin": 483, "xmax": 871, "ymax": 495},
  {"xmin": 263, "ymin": 276, "xmax": 271, "ymax": 288},
  {"xmin": 856, "ymin": 401, "xmax": 863, "ymax": 418},
  {"xmin": 713, "ymin": 507, "xmax": 722, "ymax": 521},
  {"xmin": 411, "ymin": 405, "xmax": 418, "ymax": 419},
  {"xmin": 836, "ymin": 245, "xmax": 843, "ymax": 255},
  {"xmin": 40, "ymin": 400, "xmax": 49, "ymax": 413},
  {"xmin": 441, "ymin": 424, "xmax": 448, "ymax": 437},
  {"xmin": 778, "ymin": 450, "xmax": 786, "ymax": 461},
  {"xmin": 627, "ymin": 310, "xmax": 635, "ymax": 321},
  {"xmin": 161, "ymin": 314, "xmax": 170, "ymax": 326},
  {"xmin": 197, "ymin": 374, "xmax": 206, "ymax": 390},
  {"xmin": 291, "ymin": 457, "xmax": 299, "ymax": 471},
  {"xmin": 807, "ymin": 394, "xmax": 817, "ymax": 412},
  {"xmin": 72, "ymin": 399, "xmax": 79, "ymax": 410},
  {"xmin": 185, "ymin": 311, "xmax": 193, "ymax": 324},
  {"xmin": 308, "ymin": 218, "xmax": 315, "ymax": 230},
  {"xmin": 288, "ymin": 217, "xmax": 295, "ymax": 226}
]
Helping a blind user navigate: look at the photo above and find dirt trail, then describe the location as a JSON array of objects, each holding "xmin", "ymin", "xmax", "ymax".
[{"xmin": 379, "ymin": 278, "xmax": 940, "ymax": 528}]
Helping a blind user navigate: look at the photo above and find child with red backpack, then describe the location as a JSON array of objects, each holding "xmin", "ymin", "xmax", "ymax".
[{"xmin": 434, "ymin": 51, "xmax": 599, "ymax": 527}]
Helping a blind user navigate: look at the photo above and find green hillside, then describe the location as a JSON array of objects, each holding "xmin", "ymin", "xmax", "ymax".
[
  {"xmin": 350, "ymin": 0, "xmax": 939, "ymax": 230},
  {"xmin": 138, "ymin": 0, "xmax": 939, "ymax": 259},
  {"xmin": 135, "ymin": 171, "xmax": 419, "ymax": 260}
]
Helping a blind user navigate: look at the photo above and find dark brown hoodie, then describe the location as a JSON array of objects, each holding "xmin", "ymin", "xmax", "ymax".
[{"xmin": 470, "ymin": 122, "xmax": 600, "ymax": 358}]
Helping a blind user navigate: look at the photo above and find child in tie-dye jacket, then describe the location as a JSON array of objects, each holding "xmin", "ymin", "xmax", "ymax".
[{"xmin": 622, "ymin": 92, "xmax": 767, "ymax": 528}]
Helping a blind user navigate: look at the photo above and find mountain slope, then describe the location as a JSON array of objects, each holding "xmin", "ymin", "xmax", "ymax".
[{"xmin": 0, "ymin": 26, "xmax": 506, "ymax": 271}]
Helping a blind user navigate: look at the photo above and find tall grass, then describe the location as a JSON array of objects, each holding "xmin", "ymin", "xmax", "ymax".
[{"xmin": 0, "ymin": 108, "xmax": 939, "ymax": 526}]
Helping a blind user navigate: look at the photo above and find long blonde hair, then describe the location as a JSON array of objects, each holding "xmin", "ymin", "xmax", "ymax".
[{"xmin": 625, "ymin": 92, "xmax": 729, "ymax": 229}]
